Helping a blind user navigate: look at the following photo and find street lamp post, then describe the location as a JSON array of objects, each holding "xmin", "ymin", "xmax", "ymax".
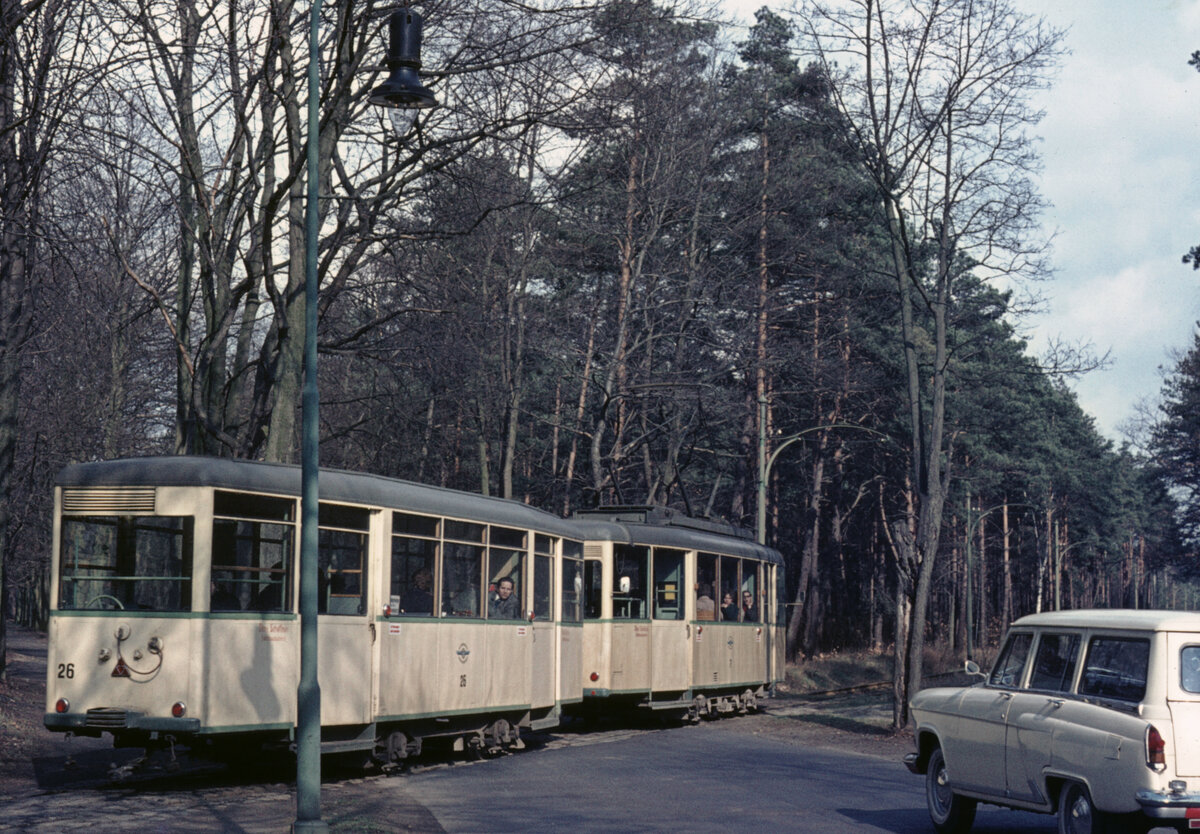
[
  {"xmin": 293, "ymin": 7, "xmax": 436, "ymax": 832},
  {"xmin": 755, "ymin": 394, "xmax": 884, "ymax": 545}
]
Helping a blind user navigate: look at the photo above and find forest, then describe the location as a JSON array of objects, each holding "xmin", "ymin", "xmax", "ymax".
[{"xmin": 1, "ymin": 0, "xmax": 1198, "ymax": 722}]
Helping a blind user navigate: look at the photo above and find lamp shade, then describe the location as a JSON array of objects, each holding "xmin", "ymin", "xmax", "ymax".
[{"xmin": 369, "ymin": 10, "xmax": 438, "ymax": 111}]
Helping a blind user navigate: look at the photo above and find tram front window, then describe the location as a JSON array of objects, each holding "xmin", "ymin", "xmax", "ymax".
[{"xmin": 59, "ymin": 516, "xmax": 193, "ymax": 611}]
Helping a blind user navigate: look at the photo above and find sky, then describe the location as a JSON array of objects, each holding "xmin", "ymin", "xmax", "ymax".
[{"xmin": 722, "ymin": 0, "xmax": 1200, "ymax": 442}]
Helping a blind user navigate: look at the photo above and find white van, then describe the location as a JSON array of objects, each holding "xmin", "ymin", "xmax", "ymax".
[{"xmin": 904, "ymin": 610, "xmax": 1200, "ymax": 834}]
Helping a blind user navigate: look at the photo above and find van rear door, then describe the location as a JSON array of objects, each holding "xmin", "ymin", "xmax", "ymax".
[{"xmin": 1165, "ymin": 632, "xmax": 1200, "ymax": 777}]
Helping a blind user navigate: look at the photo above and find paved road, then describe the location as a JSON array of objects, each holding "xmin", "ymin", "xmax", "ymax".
[
  {"xmin": 6, "ymin": 723, "xmax": 1060, "ymax": 833},
  {"xmin": 405, "ymin": 724, "xmax": 1057, "ymax": 834},
  {"xmin": 0, "ymin": 626, "xmax": 1066, "ymax": 832}
]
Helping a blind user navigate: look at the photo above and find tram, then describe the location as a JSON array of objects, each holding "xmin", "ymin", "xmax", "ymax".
[
  {"xmin": 43, "ymin": 456, "xmax": 783, "ymax": 764},
  {"xmin": 573, "ymin": 507, "xmax": 785, "ymax": 719},
  {"xmin": 44, "ymin": 457, "xmax": 583, "ymax": 763}
]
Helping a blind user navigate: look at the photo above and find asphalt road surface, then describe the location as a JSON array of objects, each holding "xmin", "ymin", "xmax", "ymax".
[
  {"xmin": 5, "ymin": 719, "xmax": 1067, "ymax": 834},
  {"xmin": 403, "ymin": 723, "xmax": 1058, "ymax": 834}
]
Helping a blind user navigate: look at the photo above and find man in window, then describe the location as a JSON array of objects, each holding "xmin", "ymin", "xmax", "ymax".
[
  {"xmin": 488, "ymin": 576, "xmax": 520, "ymax": 620},
  {"xmin": 742, "ymin": 590, "xmax": 758, "ymax": 622}
]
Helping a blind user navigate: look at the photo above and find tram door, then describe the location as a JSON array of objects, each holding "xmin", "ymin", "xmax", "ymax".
[
  {"xmin": 651, "ymin": 549, "xmax": 689, "ymax": 692},
  {"xmin": 317, "ymin": 505, "xmax": 377, "ymax": 726},
  {"xmin": 530, "ymin": 539, "xmax": 556, "ymax": 709}
]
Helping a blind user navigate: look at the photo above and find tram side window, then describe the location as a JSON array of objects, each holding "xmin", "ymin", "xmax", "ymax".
[
  {"xmin": 653, "ymin": 549, "xmax": 684, "ymax": 621},
  {"xmin": 212, "ymin": 491, "xmax": 295, "ymax": 612},
  {"xmin": 613, "ymin": 545, "xmax": 648, "ymax": 619},
  {"xmin": 533, "ymin": 535, "xmax": 554, "ymax": 621},
  {"xmin": 584, "ymin": 558, "xmax": 602, "ymax": 619},
  {"xmin": 318, "ymin": 504, "xmax": 370, "ymax": 616},
  {"xmin": 696, "ymin": 553, "xmax": 717, "ymax": 621},
  {"xmin": 488, "ymin": 526, "xmax": 526, "ymax": 620},
  {"xmin": 775, "ymin": 565, "xmax": 786, "ymax": 625},
  {"xmin": 563, "ymin": 547, "xmax": 583, "ymax": 623},
  {"xmin": 719, "ymin": 555, "xmax": 740, "ymax": 621},
  {"xmin": 444, "ymin": 535, "xmax": 484, "ymax": 618},
  {"xmin": 534, "ymin": 554, "xmax": 553, "ymax": 621},
  {"xmin": 59, "ymin": 516, "xmax": 193, "ymax": 612},
  {"xmin": 741, "ymin": 562, "xmax": 760, "ymax": 622},
  {"xmin": 392, "ymin": 512, "xmax": 438, "ymax": 616}
]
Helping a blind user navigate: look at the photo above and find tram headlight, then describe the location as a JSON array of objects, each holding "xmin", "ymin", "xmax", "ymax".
[
  {"xmin": 171, "ymin": 701, "xmax": 187, "ymax": 718},
  {"xmin": 55, "ymin": 698, "xmax": 69, "ymax": 714}
]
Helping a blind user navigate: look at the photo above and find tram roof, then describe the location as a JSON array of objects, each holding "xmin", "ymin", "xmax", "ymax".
[
  {"xmin": 571, "ymin": 507, "xmax": 782, "ymax": 565},
  {"xmin": 56, "ymin": 456, "xmax": 580, "ymax": 537}
]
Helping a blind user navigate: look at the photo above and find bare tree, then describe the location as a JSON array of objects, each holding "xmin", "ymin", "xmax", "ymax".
[
  {"xmin": 800, "ymin": 0, "xmax": 1064, "ymax": 726},
  {"xmin": 0, "ymin": 0, "xmax": 111, "ymax": 675}
]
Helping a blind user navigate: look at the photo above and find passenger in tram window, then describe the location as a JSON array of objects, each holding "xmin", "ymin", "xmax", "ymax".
[
  {"xmin": 742, "ymin": 590, "xmax": 758, "ymax": 622},
  {"xmin": 210, "ymin": 576, "xmax": 241, "ymax": 611},
  {"xmin": 721, "ymin": 592, "xmax": 738, "ymax": 622},
  {"xmin": 695, "ymin": 583, "xmax": 715, "ymax": 621},
  {"xmin": 488, "ymin": 575, "xmax": 521, "ymax": 620},
  {"xmin": 401, "ymin": 568, "xmax": 434, "ymax": 615},
  {"xmin": 254, "ymin": 562, "xmax": 285, "ymax": 611}
]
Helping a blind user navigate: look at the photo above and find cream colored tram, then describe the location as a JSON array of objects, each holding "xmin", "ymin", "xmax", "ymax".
[
  {"xmin": 44, "ymin": 457, "xmax": 584, "ymax": 764},
  {"xmin": 572, "ymin": 507, "xmax": 785, "ymax": 719}
]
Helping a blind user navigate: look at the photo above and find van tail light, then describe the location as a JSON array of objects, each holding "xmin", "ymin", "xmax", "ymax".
[{"xmin": 1146, "ymin": 724, "xmax": 1167, "ymax": 771}]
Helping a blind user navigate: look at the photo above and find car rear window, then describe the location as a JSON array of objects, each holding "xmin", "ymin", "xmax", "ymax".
[{"xmin": 1079, "ymin": 636, "xmax": 1149, "ymax": 703}]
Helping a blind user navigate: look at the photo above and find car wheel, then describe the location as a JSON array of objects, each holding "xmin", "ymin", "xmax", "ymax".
[
  {"xmin": 1058, "ymin": 781, "xmax": 1115, "ymax": 834},
  {"xmin": 926, "ymin": 746, "xmax": 977, "ymax": 834}
]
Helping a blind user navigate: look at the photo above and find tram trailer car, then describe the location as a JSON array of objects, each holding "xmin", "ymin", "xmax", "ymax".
[
  {"xmin": 572, "ymin": 507, "xmax": 785, "ymax": 720},
  {"xmin": 45, "ymin": 457, "xmax": 587, "ymax": 765}
]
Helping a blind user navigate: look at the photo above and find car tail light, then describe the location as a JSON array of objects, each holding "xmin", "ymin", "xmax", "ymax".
[
  {"xmin": 55, "ymin": 698, "xmax": 69, "ymax": 714},
  {"xmin": 1146, "ymin": 724, "xmax": 1167, "ymax": 771}
]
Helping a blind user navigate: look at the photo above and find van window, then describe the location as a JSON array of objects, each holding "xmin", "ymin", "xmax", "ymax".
[
  {"xmin": 990, "ymin": 632, "xmax": 1032, "ymax": 687},
  {"xmin": 1079, "ymin": 636, "xmax": 1149, "ymax": 703},
  {"xmin": 1182, "ymin": 646, "xmax": 1200, "ymax": 693},
  {"xmin": 1028, "ymin": 632, "xmax": 1080, "ymax": 692}
]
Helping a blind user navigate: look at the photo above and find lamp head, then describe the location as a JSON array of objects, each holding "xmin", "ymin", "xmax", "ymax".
[{"xmin": 369, "ymin": 9, "xmax": 438, "ymax": 119}]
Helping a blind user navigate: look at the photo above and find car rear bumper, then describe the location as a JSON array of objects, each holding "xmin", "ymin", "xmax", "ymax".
[{"xmin": 1136, "ymin": 788, "xmax": 1200, "ymax": 820}]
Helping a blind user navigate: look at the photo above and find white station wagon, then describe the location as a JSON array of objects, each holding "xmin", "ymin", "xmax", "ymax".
[{"xmin": 904, "ymin": 610, "xmax": 1200, "ymax": 834}]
